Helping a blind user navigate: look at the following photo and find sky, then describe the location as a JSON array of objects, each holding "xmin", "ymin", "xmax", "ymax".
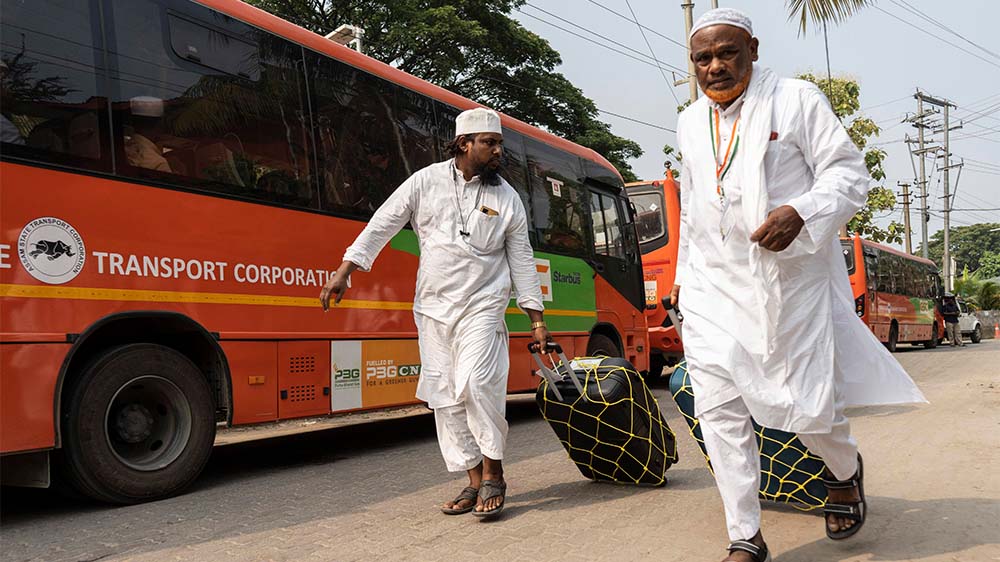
[{"xmin": 511, "ymin": 0, "xmax": 1000, "ymax": 250}]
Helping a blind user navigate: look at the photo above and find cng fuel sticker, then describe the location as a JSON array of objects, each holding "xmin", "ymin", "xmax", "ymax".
[{"xmin": 331, "ymin": 339, "xmax": 422, "ymax": 412}]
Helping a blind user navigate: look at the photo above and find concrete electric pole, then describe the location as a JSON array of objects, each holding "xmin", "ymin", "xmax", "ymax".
[
  {"xmin": 915, "ymin": 91, "xmax": 959, "ymax": 290},
  {"xmin": 681, "ymin": 1, "xmax": 698, "ymax": 104},
  {"xmin": 898, "ymin": 182, "xmax": 913, "ymax": 255}
]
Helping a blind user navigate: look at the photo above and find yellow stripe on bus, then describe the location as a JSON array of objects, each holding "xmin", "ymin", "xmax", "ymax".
[{"xmin": 1, "ymin": 284, "xmax": 595, "ymax": 317}]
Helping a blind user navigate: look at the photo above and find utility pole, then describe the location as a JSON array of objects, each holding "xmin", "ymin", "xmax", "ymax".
[
  {"xmin": 911, "ymin": 91, "xmax": 934, "ymax": 258},
  {"xmin": 681, "ymin": 1, "xmax": 698, "ymax": 103},
  {"xmin": 915, "ymin": 91, "xmax": 958, "ymax": 290},
  {"xmin": 898, "ymin": 182, "xmax": 913, "ymax": 255}
]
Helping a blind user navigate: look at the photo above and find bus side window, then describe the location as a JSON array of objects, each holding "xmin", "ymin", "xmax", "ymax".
[
  {"xmin": 525, "ymin": 138, "xmax": 588, "ymax": 256},
  {"xmin": 309, "ymin": 52, "xmax": 403, "ymax": 217},
  {"xmin": 497, "ymin": 129, "xmax": 535, "ymax": 245},
  {"xmin": 106, "ymin": 0, "xmax": 316, "ymax": 208},
  {"xmin": 1, "ymin": 1, "xmax": 110, "ymax": 171}
]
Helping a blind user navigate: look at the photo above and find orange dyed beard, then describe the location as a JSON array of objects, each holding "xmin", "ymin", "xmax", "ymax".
[{"xmin": 703, "ymin": 70, "xmax": 752, "ymax": 104}]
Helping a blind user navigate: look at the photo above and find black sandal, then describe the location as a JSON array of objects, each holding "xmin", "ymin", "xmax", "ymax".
[
  {"xmin": 440, "ymin": 486, "xmax": 479, "ymax": 515},
  {"xmin": 823, "ymin": 454, "xmax": 866, "ymax": 540},
  {"xmin": 726, "ymin": 539, "xmax": 771, "ymax": 562},
  {"xmin": 472, "ymin": 479, "xmax": 507, "ymax": 520}
]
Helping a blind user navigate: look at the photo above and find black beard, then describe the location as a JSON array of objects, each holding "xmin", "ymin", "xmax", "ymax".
[{"xmin": 478, "ymin": 162, "xmax": 503, "ymax": 186}]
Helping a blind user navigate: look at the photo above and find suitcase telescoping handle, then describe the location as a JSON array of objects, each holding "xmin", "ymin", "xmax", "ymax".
[
  {"xmin": 662, "ymin": 299, "xmax": 683, "ymax": 342},
  {"xmin": 528, "ymin": 342, "xmax": 583, "ymax": 400}
]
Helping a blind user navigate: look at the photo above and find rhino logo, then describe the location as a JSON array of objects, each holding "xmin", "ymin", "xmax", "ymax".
[
  {"xmin": 18, "ymin": 217, "xmax": 86, "ymax": 285},
  {"xmin": 29, "ymin": 240, "xmax": 76, "ymax": 261}
]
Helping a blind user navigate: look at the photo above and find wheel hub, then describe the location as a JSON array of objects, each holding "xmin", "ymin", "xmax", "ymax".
[{"xmin": 116, "ymin": 404, "xmax": 155, "ymax": 443}]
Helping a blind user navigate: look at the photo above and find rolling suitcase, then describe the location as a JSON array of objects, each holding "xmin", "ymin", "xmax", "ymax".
[
  {"xmin": 532, "ymin": 343, "xmax": 678, "ymax": 486},
  {"xmin": 662, "ymin": 304, "xmax": 828, "ymax": 509}
]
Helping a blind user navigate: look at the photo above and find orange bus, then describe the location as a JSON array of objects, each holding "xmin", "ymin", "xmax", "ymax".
[
  {"xmin": 626, "ymin": 174, "xmax": 682, "ymax": 377},
  {"xmin": 0, "ymin": 0, "xmax": 647, "ymax": 502},
  {"xmin": 840, "ymin": 235, "xmax": 944, "ymax": 352}
]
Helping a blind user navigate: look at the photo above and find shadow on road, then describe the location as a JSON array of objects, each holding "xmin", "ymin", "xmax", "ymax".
[{"xmin": 774, "ymin": 495, "xmax": 1000, "ymax": 561}]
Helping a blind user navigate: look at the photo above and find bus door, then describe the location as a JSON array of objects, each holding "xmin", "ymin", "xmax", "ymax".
[{"xmin": 586, "ymin": 183, "xmax": 645, "ymax": 311}]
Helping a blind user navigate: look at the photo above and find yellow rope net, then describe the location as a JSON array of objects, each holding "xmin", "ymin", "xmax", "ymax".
[
  {"xmin": 669, "ymin": 360, "xmax": 828, "ymax": 510},
  {"xmin": 536, "ymin": 357, "xmax": 678, "ymax": 486}
]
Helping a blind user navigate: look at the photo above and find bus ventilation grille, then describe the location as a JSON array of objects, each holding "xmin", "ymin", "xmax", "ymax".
[
  {"xmin": 288, "ymin": 384, "xmax": 317, "ymax": 402},
  {"xmin": 288, "ymin": 355, "xmax": 317, "ymax": 374}
]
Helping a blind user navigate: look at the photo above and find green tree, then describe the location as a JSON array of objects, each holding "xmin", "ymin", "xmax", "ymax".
[
  {"xmin": 799, "ymin": 72, "xmax": 901, "ymax": 244},
  {"xmin": 979, "ymin": 251, "xmax": 1000, "ymax": 280},
  {"xmin": 920, "ymin": 223, "xmax": 1000, "ymax": 272},
  {"xmin": 246, "ymin": 0, "xmax": 642, "ymax": 180}
]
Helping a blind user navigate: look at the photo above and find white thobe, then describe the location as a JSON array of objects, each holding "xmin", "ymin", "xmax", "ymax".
[
  {"xmin": 343, "ymin": 158, "xmax": 544, "ymax": 471},
  {"xmin": 675, "ymin": 66, "xmax": 925, "ymax": 540},
  {"xmin": 676, "ymin": 67, "xmax": 926, "ymax": 434}
]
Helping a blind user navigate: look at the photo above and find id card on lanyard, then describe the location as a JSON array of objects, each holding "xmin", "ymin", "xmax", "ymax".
[{"xmin": 710, "ymin": 107, "xmax": 740, "ymax": 244}]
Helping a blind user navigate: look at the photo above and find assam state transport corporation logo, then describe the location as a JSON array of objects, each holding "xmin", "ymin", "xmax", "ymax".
[{"xmin": 17, "ymin": 217, "xmax": 86, "ymax": 284}]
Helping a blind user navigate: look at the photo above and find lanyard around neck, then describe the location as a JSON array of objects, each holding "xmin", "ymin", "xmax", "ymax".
[
  {"xmin": 452, "ymin": 163, "xmax": 484, "ymax": 237},
  {"xmin": 709, "ymin": 107, "xmax": 740, "ymax": 198}
]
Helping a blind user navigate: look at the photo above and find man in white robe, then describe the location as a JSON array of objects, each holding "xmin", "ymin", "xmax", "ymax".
[
  {"xmin": 320, "ymin": 107, "xmax": 549, "ymax": 520},
  {"xmin": 669, "ymin": 8, "xmax": 926, "ymax": 561}
]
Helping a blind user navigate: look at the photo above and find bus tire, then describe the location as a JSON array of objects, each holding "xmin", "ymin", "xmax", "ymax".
[
  {"xmin": 587, "ymin": 333, "xmax": 621, "ymax": 358},
  {"xmin": 886, "ymin": 322, "xmax": 899, "ymax": 353},
  {"xmin": 924, "ymin": 323, "xmax": 939, "ymax": 349},
  {"xmin": 60, "ymin": 344, "xmax": 216, "ymax": 504},
  {"xmin": 971, "ymin": 325, "xmax": 982, "ymax": 344}
]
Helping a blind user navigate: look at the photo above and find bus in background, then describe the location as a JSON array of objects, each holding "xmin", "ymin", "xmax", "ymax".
[
  {"xmin": 0, "ymin": 0, "xmax": 647, "ymax": 503},
  {"xmin": 840, "ymin": 235, "xmax": 944, "ymax": 352},
  {"xmin": 626, "ymin": 174, "xmax": 682, "ymax": 377}
]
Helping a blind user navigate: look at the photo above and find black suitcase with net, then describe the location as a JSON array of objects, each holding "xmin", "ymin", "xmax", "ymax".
[{"xmin": 532, "ymin": 343, "xmax": 678, "ymax": 486}]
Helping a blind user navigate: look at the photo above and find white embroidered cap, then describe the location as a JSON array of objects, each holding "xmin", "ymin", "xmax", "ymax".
[
  {"xmin": 455, "ymin": 107, "xmax": 502, "ymax": 137},
  {"xmin": 690, "ymin": 8, "xmax": 753, "ymax": 40}
]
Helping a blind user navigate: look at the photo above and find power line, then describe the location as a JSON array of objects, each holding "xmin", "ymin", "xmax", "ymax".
[
  {"xmin": 874, "ymin": 6, "xmax": 1000, "ymax": 71},
  {"xmin": 598, "ymin": 109, "xmax": 675, "ymax": 132},
  {"xmin": 516, "ymin": 7, "xmax": 688, "ymax": 75},
  {"xmin": 622, "ymin": 0, "xmax": 682, "ymax": 107},
  {"xmin": 583, "ymin": 0, "xmax": 687, "ymax": 49},
  {"xmin": 890, "ymin": 0, "xmax": 1000, "ymax": 61}
]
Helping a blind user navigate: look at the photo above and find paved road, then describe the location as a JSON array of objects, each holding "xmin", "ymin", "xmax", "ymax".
[{"xmin": 2, "ymin": 340, "xmax": 998, "ymax": 562}]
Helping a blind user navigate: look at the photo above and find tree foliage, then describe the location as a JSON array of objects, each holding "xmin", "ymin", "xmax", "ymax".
[
  {"xmin": 246, "ymin": 0, "xmax": 642, "ymax": 180},
  {"xmin": 799, "ymin": 73, "xmax": 901, "ymax": 244},
  {"xmin": 786, "ymin": 0, "xmax": 876, "ymax": 34},
  {"xmin": 919, "ymin": 223, "xmax": 1000, "ymax": 273},
  {"xmin": 978, "ymin": 250, "xmax": 1000, "ymax": 280}
]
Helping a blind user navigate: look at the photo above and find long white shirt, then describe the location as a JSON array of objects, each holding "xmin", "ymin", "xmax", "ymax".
[
  {"xmin": 343, "ymin": 158, "xmax": 544, "ymax": 325},
  {"xmin": 676, "ymin": 67, "xmax": 925, "ymax": 433}
]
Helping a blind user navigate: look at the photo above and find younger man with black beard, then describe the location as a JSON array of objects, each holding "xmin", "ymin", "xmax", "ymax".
[{"xmin": 321, "ymin": 107, "xmax": 549, "ymax": 519}]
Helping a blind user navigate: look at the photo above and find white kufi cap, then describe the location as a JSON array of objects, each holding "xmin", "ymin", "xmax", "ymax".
[
  {"xmin": 690, "ymin": 8, "xmax": 753, "ymax": 40},
  {"xmin": 455, "ymin": 107, "xmax": 502, "ymax": 137}
]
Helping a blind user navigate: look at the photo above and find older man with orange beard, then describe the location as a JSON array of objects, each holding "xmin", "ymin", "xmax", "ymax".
[{"xmin": 669, "ymin": 9, "xmax": 926, "ymax": 562}]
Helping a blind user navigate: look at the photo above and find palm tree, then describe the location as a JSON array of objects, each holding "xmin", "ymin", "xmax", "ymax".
[{"xmin": 787, "ymin": 0, "xmax": 876, "ymax": 34}]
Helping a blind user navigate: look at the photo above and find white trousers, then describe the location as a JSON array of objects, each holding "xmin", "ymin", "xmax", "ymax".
[
  {"xmin": 416, "ymin": 312, "xmax": 510, "ymax": 472},
  {"xmin": 698, "ymin": 366, "xmax": 859, "ymax": 541}
]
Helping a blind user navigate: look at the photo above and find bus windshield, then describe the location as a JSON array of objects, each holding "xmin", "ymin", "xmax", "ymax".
[{"xmin": 631, "ymin": 191, "xmax": 666, "ymax": 245}]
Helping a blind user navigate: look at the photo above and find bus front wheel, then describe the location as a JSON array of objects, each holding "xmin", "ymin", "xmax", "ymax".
[{"xmin": 60, "ymin": 344, "xmax": 216, "ymax": 504}]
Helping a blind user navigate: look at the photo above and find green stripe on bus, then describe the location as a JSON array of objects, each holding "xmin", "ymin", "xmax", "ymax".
[{"xmin": 390, "ymin": 231, "xmax": 598, "ymax": 331}]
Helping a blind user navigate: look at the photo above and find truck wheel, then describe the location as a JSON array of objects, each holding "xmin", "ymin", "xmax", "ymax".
[
  {"xmin": 587, "ymin": 333, "xmax": 621, "ymax": 358},
  {"xmin": 60, "ymin": 344, "xmax": 216, "ymax": 504},
  {"xmin": 972, "ymin": 325, "xmax": 982, "ymax": 344},
  {"xmin": 886, "ymin": 323, "xmax": 899, "ymax": 353},
  {"xmin": 924, "ymin": 323, "xmax": 939, "ymax": 349}
]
